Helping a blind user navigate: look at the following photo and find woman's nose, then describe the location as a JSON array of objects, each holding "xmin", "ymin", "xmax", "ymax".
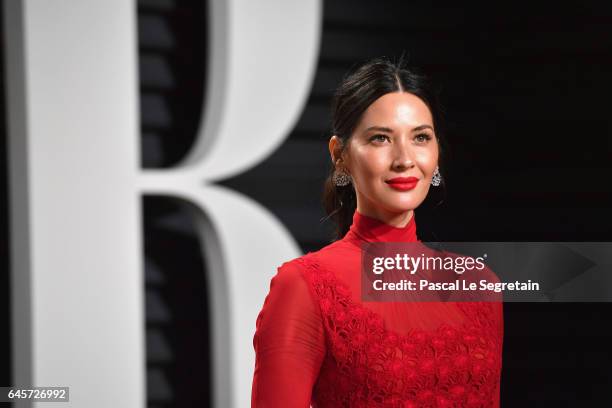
[{"xmin": 391, "ymin": 141, "xmax": 415, "ymax": 170}]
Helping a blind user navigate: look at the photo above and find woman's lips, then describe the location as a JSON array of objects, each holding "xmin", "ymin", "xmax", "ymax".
[{"xmin": 386, "ymin": 177, "xmax": 419, "ymax": 191}]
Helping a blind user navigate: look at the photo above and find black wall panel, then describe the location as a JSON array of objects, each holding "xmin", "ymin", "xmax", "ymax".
[{"xmin": 1, "ymin": 1, "xmax": 610, "ymax": 407}]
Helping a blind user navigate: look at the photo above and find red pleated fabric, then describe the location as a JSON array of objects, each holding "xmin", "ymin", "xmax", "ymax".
[{"xmin": 252, "ymin": 210, "xmax": 503, "ymax": 407}]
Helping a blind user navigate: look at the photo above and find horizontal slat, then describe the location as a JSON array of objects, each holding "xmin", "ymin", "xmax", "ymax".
[
  {"xmin": 146, "ymin": 368, "xmax": 173, "ymax": 402},
  {"xmin": 145, "ymin": 257, "xmax": 166, "ymax": 286},
  {"xmin": 141, "ymin": 93, "xmax": 172, "ymax": 128},
  {"xmin": 138, "ymin": 0, "xmax": 176, "ymax": 11},
  {"xmin": 140, "ymin": 54, "xmax": 175, "ymax": 89},
  {"xmin": 139, "ymin": 15, "xmax": 174, "ymax": 50},
  {"xmin": 146, "ymin": 289, "xmax": 172, "ymax": 323},
  {"xmin": 146, "ymin": 328, "xmax": 173, "ymax": 363}
]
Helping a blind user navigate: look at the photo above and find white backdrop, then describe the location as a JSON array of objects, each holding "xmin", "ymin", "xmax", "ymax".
[{"xmin": 5, "ymin": 1, "xmax": 321, "ymax": 407}]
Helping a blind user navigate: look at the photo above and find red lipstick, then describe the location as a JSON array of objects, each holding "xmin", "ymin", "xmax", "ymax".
[{"xmin": 386, "ymin": 176, "xmax": 419, "ymax": 191}]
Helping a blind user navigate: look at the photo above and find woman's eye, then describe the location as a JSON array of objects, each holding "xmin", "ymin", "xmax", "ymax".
[
  {"xmin": 370, "ymin": 134, "xmax": 389, "ymax": 143},
  {"xmin": 415, "ymin": 133, "xmax": 432, "ymax": 143}
]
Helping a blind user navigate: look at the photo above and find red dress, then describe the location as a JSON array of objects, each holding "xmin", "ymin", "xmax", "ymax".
[{"xmin": 252, "ymin": 210, "xmax": 503, "ymax": 407}]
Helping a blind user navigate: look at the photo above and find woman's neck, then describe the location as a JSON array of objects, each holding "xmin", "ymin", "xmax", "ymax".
[{"xmin": 355, "ymin": 205, "xmax": 414, "ymax": 228}]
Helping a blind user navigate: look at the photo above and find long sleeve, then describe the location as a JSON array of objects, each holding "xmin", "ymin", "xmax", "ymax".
[{"xmin": 251, "ymin": 261, "xmax": 326, "ymax": 407}]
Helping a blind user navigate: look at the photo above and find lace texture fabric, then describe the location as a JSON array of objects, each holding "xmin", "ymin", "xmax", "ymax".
[
  {"xmin": 295, "ymin": 254, "xmax": 503, "ymax": 408},
  {"xmin": 252, "ymin": 210, "xmax": 503, "ymax": 407}
]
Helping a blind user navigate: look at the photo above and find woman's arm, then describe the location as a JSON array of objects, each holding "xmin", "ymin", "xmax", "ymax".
[{"xmin": 251, "ymin": 261, "xmax": 326, "ymax": 407}]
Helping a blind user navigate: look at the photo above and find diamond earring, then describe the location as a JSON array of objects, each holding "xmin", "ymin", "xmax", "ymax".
[
  {"xmin": 333, "ymin": 170, "xmax": 351, "ymax": 187},
  {"xmin": 431, "ymin": 166, "xmax": 442, "ymax": 186}
]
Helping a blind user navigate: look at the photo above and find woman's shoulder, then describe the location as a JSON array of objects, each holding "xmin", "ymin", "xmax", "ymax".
[
  {"xmin": 274, "ymin": 252, "xmax": 319, "ymax": 278},
  {"xmin": 264, "ymin": 246, "xmax": 344, "ymax": 308},
  {"xmin": 278, "ymin": 239, "xmax": 352, "ymax": 272},
  {"xmin": 263, "ymin": 256, "xmax": 315, "ymax": 304},
  {"xmin": 272, "ymin": 250, "xmax": 321, "ymax": 284}
]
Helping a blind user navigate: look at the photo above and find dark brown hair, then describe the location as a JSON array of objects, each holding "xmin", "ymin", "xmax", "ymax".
[{"xmin": 322, "ymin": 55, "xmax": 447, "ymax": 241}]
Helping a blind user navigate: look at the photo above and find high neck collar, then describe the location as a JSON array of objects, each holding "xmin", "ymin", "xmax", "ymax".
[{"xmin": 344, "ymin": 209, "xmax": 419, "ymax": 243}]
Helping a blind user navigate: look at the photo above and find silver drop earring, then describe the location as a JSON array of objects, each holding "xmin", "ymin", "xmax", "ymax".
[
  {"xmin": 431, "ymin": 166, "xmax": 442, "ymax": 186},
  {"xmin": 333, "ymin": 170, "xmax": 351, "ymax": 187}
]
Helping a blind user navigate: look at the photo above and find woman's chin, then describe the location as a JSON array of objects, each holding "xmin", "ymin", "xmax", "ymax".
[{"xmin": 379, "ymin": 202, "xmax": 419, "ymax": 214}]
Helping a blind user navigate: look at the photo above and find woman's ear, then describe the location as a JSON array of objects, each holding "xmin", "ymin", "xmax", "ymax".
[{"xmin": 328, "ymin": 135, "xmax": 343, "ymax": 164}]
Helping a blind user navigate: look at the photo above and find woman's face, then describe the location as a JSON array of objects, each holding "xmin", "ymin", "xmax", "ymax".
[{"xmin": 330, "ymin": 92, "xmax": 439, "ymax": 223}]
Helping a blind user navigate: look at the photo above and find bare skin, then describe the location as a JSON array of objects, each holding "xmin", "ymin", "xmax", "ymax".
[{"xmin": 328, "ymin": 92, "xmax": 439, "ymax": 228}]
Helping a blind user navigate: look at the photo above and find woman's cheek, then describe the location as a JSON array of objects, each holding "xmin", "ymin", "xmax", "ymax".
[{"xmin": 417, "ymin": 156, "xmax": 437, "ymax": 177}]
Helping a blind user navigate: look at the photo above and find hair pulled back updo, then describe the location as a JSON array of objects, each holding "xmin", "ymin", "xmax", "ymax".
[{"xmin": 322, "ymin": 55, "xmax": 447, "ymax": 241}]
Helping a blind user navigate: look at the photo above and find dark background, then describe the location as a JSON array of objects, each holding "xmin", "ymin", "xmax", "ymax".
[{"xmin": 2, "ymin": 0, "xmax": 611, "ymax": 406}]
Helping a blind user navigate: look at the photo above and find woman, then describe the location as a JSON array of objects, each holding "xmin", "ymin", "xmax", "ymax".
[{"xmin": 251, "ymin": 57, "xmax": 504, "ymax": 407}]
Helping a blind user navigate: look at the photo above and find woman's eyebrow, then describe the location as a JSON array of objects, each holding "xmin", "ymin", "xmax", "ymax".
[
  {"xmin": 364, "ymin": 126, "xmax": 393, "ymax": 133},
  {"xmin": 412, "ymin": 124, "xmax": 434, "ymax": 132},
  {"xmin": 364, "ymin": 124, "xmax": 434, "ymax": 133}
]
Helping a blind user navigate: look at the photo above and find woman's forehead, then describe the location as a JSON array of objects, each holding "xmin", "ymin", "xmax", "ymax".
[{"xmin": 360, "ymin": 92, "xmax": 433, "ymax": 129}]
